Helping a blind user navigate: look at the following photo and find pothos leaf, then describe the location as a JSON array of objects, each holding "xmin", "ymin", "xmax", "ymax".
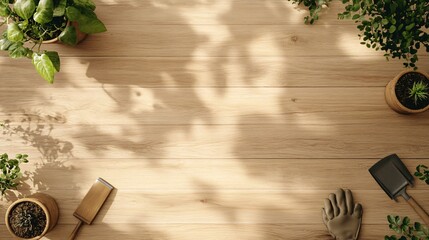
[
  {"xmin": 45, "ymin": 51, "xmax": 60, "ymax": 72},
  {"xmin": 0, "ymin": 1, "xmax": 11, "ymax": 17},
  {"xmin": 32, "ymin": 53, "xmax": 57, "ymax": 83},
  {"xmin": 59, "ymin": 25, "xmax": 77, "ymax": 45},
  {"xmin": 13, "ymin": 0, "xmax": 36, "ymax": 19},
  {"xmin": 7, "ymin": 23, "xmax": 24, "ymax": 42},
  {"xmin": 33, "ymin": 0, "xmax": 54, "ymax": 24},
  {"xmin": 73, "ymin": 0, "xmax": 96, "ymax": 11},
  {"xmin": 9, "ymin": 43, "xmax": 31, "ymax": 59},
  {"xmin": 53, "ymin": 0, "xmax": 66, "ymax": 16}
]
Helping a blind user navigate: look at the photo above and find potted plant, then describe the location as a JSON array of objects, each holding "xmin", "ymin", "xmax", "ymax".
[
  {"xmin": 5, "ymin": 193, "xmax": 59, "ymax": 239},
  {"xmin": 385, "ymin": 70, "xmax": 429, "ymax": 114},
  {"xmin": 0, "ymin": 0, "xmax": 106, "ymax": 83}
]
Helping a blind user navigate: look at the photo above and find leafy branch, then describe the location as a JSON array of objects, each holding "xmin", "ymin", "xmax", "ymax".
[
  {"xmin": 338, "ymin": 0, "xmax": 428, "ymax": 69},
  {"xmin": 0, "ymin": 153, "xmax": 29, "ymax": 196},
  {"xmin": 287, "ymin": 0, "xmax": 333, "ymax": 24},
  {"xmin": 415, "ymin": 165, "xmax": 429, "ymax": 185},
  {"xmin": 385, "ymin": 215, "xmax": 429, "ymax": 240}
]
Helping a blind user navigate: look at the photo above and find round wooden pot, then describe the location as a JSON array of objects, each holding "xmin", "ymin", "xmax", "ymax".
[
  {"xmin": 385, "ymin": 70, "xmax": 429, "ymax": 114},
  {"xmin": 5, "ymin": 193, "xmax": 59, "ymax": 240}
]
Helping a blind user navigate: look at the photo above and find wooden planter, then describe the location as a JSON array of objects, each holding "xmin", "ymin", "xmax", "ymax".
[
  {"xmin": 385, "ymin": 70, "xmax": 429, "ymax": 114},
  {"xmin": 5, "ymin": 193, "xmax": 59, "ymax": 240},
  {"xmin": 42, "ymin": 22, "xmax": 87, "ymax": 44}
]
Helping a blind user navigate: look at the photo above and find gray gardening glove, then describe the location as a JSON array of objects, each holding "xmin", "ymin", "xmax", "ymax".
[{"xmin": 322, "ymin": 188, "xmax": 363, "ymax": 240}]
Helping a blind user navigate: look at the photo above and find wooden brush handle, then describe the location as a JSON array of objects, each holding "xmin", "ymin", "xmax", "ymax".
[
  {"xmin": 68, "ymin": 220, "xmax": 83, "ymax": 240},
  {"xmin": 407, "ymin": 196, "xmax": 429, "ymax": 227}
]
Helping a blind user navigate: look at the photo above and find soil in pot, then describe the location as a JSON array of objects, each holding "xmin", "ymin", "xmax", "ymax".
[
  {"xmin": 8, "ymin": 201, "xmax": 47, "ymax": 239},
  {"xmin": 26, "ymin": 17, "xmax": 67, "ymax": 42},
  {"xmin": 395, "ymin": 71, "xmax": 429, "ymax": 110}
]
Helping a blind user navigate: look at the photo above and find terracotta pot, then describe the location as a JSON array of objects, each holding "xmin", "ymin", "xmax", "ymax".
[
  {"xmin": 385, "ymin": 70, "xmax": 429, "ymax": 114},
  {"xmin": 43, "ymin": 21, "xmax": 87, "ymax": 44},
  {"xmin": 5, "ymin": 193, "xmax": 59, "ymax": 240}
]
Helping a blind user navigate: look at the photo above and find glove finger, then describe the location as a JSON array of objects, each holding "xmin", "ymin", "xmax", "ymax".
[
  {"xmin": 329, "ymin": 193, "xmax": 339, "ymax": 217},
  {"xmin": 324, "ymin": 198, "xmax": 334, "ymax": 220},
  {"xmin": 335, "ymin": 188, "xmax": 347, "ymax": 215},
  {"xmin": 345, "ymin": 189, "xmax": 354, "ymax": 215},
  {"xmin": 352, "ymin": 203, "xmax": 363, "ymax": 218},
  {"xmin": 321, "ymin": 208, "xmax": 329, "ymax": 225}
]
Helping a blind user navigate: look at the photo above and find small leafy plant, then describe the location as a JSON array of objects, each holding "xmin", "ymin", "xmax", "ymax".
[
  {"xmin": 385, "ymin": 215, "xmax": 429, "ymax": 240},
  {"xmin": 415, "ymin": 165, "xmax": 429, "ymax": 185},
  {"xmin": 287, "ymin": 0, "xmax": 332, "ymax": 24},
  {"xmin": 409, "ymin": 82, "xmax": 429, "ymax": 105},
  {"xmin": 17, "ymin": 209, "xmax": 35, "ymax": 230},
  {"xmin": 0, "ymin": 0, "xmax": 106, "ymax": 83},
  {"xmin": 338, "ymin": 0, "xmax": 429, "ymax": 69},
  {"xmin": 0, "ymin": 153, "xmax": 29, "ymax": 196}
]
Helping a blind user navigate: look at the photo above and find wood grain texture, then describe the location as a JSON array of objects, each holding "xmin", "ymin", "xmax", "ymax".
[
  {"xmin": 0, "ymin": 0, "xmax": 428, "ymax": 239},
  {"xmin": 95, "ymin": 0, "xmax": 355, "ymax": 25},
  {"xmin": 0, "ymin": 223, "xmax": 392, "ymax": 240},
  {"xmin": 0, "ymin": 57, "xmax": 428, "ymax": 88}
]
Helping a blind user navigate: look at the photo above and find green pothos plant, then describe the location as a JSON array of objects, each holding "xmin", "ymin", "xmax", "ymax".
[
  {"xmin": 385, "ymin": 215, "xmax": 429, "ymax": 240},
  {"xmin": 0, "ymin": 153, "xmax": 29, "ymax": 196},
  {"xmin": 0, "ymin": 0, "xmax": 106, "ymax": 83}
]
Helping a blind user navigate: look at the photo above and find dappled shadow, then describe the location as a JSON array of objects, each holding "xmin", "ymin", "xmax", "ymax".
[
  {"xmin": 1, "ymin": 112, "xmax": 75, "ymax": 192},
  {"xmin": 73, "ymin": 0, "xmax": 211, "ymax": 164}
]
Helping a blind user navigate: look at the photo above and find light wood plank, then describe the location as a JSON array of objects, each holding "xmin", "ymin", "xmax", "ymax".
[
  {"xmin": 94, "ymin": 0, "xmax": 355, "ymax": 25},
  {"xmin": 1, "ymin": 57, "xmax": 428, "ymax": 88},
  {"xmin": 1, "ymin": 87, "xmax": 429, "ymax": 125},
  {"xmin": 0, "ymin": 223, "xmax": 393, "ymax": 240},
  {"xmin": 2, "ymin": 25, "xmax": 425, "ymax": 57},
  {"xmin": 2, "ymin": 190, "xmax": 429, "ymax": 225},
  {"xmin": 7, "ymin": 158, "xmax": 429, "ymax": 192},
  {"xmin": 1, "ymin": 122, "xmax": 428, "ymax": 159}
]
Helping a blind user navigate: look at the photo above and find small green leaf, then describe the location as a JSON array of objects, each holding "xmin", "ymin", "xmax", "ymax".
[
  {"xmin": 9, "ymin": 44, "xmax": 30, "ymax": 59},
  {"xmin": 7, "ymin": 23, "xmax": 24, "ymax": 42},
  {"xmin": 0, "ymin": 2, "xmax": 11, "ymax": 17},
  {"xmin": 405, "ymin": 23, "xmax": 415, "ymax": 31},
  {"xmin": 388, "ymin": 215, "xmax": 395, "ymax": 224},
  {"xmin": 59, "ymin": 26, "xmax": 77, "ymax": 46},
  {"xmin": 403, "ymin": 216, "xmax": 410, "ymax": 225},
  {"xmin": 45, "ymin": 51, "xmax": 60, "ymax": 72},
  {"xmin": 33, "ymin": 0, "xmax": 54, "ymax": 24},
  {"xmin": 73, "ymin": 0, "xmax": 96, "ymax": 11},
  {"xmin": 389, "ymin": 25, "xmax": 396, "ymax": 33},
  {"xmin": 13, "ymin": 0, "xmax": 36, "ymax": 19},
  {"xmin": 0, "ymin": 38, "xmax": 13, "ymax": 51},
  {"xmin": 66, "ymin": 6, "xmax": 81, "ymax": 21},
  {"xmin": 53, "ymin": 0, "xmax": 67, "ymax": 16}
]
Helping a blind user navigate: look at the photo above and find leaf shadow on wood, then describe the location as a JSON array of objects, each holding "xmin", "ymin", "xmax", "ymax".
[{"xmin": 71, "ymin": 0, "xmax": 212, "ymax": 165}]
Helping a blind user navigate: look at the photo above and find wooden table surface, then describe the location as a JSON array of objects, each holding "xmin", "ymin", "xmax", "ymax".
[{"xmin": 1, "ymin": 0, "xmax": 429, "ymax": 239}]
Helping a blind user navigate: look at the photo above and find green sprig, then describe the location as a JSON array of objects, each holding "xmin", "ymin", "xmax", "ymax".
[
  {"xmin": 0, "ymin": 153, "xmax": 29, "ymax": 196},
  {"xmin": 385, "ymin": 215, "xmax": 429, "ymax": 240},
  {"xmin": 415, "ymin": 165, "xmax": 429, "ymax": 185},
  {"xmin": 287, "ymin": 0, "xmax": 333, "ymax": 24}
]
